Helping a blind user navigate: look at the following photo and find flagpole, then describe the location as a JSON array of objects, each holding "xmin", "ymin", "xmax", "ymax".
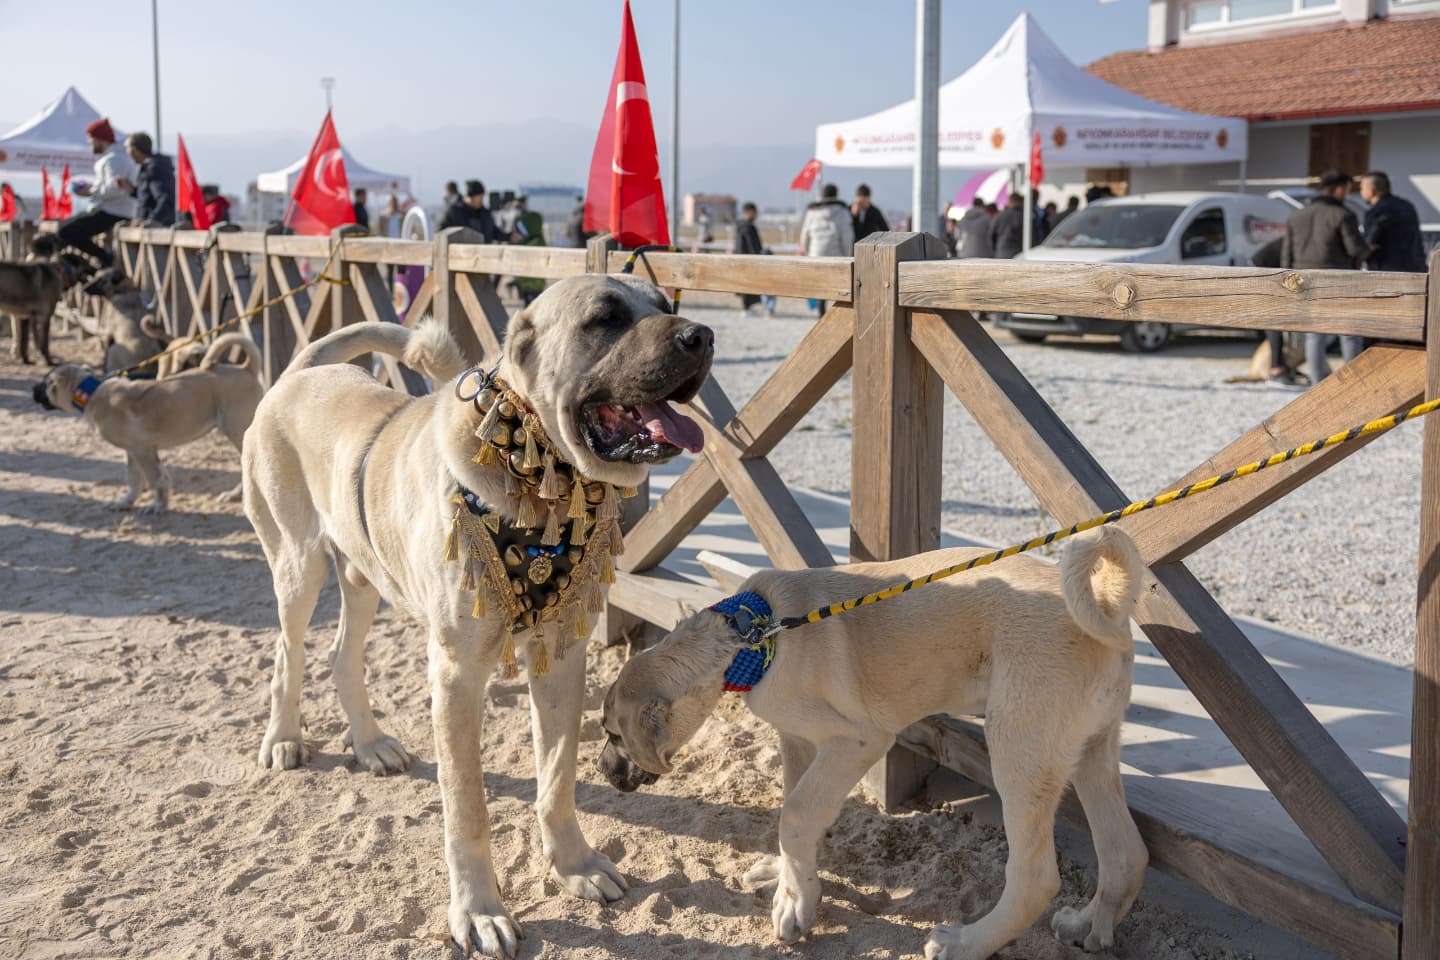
[
  {"xmin": 151, "ymin": 0, "xmax": 162, "ymax": 149},
  {"xmin": 670, "ymin": 0, "xmax": 680, "ymax": 245},
  {"xmin": 913, "ymin": 0, "xmax": 939, "ymax": 238}
]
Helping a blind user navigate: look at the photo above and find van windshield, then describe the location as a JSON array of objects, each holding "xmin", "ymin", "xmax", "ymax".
[{"xmin": 1043, "ymin": 204, "xmax": 1185, "ymax": 250}]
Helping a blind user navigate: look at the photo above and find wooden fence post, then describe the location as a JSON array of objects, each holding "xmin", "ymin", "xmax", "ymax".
[
  {"xmin": 853, "ymin": 231, "xmax": 948, "ymax": 811},
  {"xmin": 432, "ymin": 226, "xmax": 488, "ymax": 363},
  {"xmin": 329, "ymin": 224, "xmax": 367, "ymax": 332},
  {"xmin": 259, "ymin": 224, "xmax": 295, "ymax": 386},
  {"xmin": 1404, "ymin": 249, "xmax": 1440, "ymax": 959}
]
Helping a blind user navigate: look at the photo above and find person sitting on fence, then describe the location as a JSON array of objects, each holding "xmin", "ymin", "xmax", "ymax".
[
  {"xmin": 57, "ymin": 117, "xmax": 136, "ymax": 268},
  {"xmin": 124, "ymin": 132, "xmax": 175, "ymax": 227},
  {"xmin": 437, "ymin": 179, "xmax": 499, "ymax": 242},
  {"xmin": 202, "ymin": 185, "xmax": 231, "ymax": 226}
]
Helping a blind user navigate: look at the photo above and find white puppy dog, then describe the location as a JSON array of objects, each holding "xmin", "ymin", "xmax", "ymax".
[{"xmin": 599, "ymin": 528, "xmax": 1149, "ymax": 960}]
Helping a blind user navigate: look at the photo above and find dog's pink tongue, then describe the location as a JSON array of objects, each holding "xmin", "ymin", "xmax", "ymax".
[{"xmin": 636, "ymin": 401, "xmax": 704, "ymax": 453}]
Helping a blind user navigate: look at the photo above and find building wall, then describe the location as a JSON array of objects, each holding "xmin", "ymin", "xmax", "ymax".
[{"xmin": 1370, "ymin": 113, "xmax": 1440, "ymax": 221}]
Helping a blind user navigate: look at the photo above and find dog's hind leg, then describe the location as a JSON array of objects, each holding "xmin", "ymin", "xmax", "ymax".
[
  {"xmin": 926, "ymin": 710, "xmax": 1069, "ymax": 960},
  {"xmin": 1050, "ymin": 722, "xmax": 1147, "ymax": 954},
  {"xmin": 133, "ymin": 449, "xmax": 170, "ymax": 515},
  {"xmin": 329, "ymin": 550, "xmax": 410, "ymax": 775},
  {"xmin": 107, "ymin": 453, "xmax": 144, "ymax": 510},
  {"xmin": 215, "ymin": 415, "xmax": 249, "ymax": 503},
  {"xmin": 743, "ymin": 734, "xmax": 818, "ymax": 890},
  {"xmin": 14, "ymin": 315, "xmax": 31, "ymax": 363},
  {"xmin": 36, "ymin": 307, "xmax": 54, "ymax": 365},
  {"xmin": 525, "ymin": 626, "xmax": 627, "ymax": 904}
]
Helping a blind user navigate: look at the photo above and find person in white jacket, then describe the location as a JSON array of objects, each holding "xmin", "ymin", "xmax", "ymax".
[
  {"xmin": 799, "ymin": 183, "xmax": 854, "ymax": 314},
  {"xmin": 57, "ymin": 117, "xmax": 136, "ymax": 267}
]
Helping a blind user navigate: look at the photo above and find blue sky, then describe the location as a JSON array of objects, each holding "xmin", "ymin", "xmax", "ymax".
[{"xmin": 0, "ymin": 0, "xmax": 1149, "ymax": 204}]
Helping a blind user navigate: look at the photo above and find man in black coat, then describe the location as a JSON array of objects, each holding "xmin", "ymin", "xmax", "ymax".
[
  {"xmin": 437, "ymin": 179, "xmax": 500, "ymax": 242},
  {"xmin": 989, "ymin": 193, "xmax": 1027, "ymax": 259},
  {"xmin": 735, "ymin": 201, "xmax": 766, "ymax": 311},
  {"xmin": 851, "ymin": 184, "xmax": 888, "ymax": 241},
  {"xmin": 1360, "ymin": 171, "xmax": 1426, "ymax": 273},
  {"xmin": 1283, "ymin": 171, "xmax": 1367, "ymax": 382},
  {"xmin": 124, "ymin": 132, "xmax": 175, "ymax": 226}
]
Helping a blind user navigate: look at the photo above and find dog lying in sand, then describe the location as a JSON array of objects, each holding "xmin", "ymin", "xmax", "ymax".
[
  {"xmin": 33, "ymin": 333, "xmax": 264, "ymax": 513},
  {"xmin": 242, "ymin": 274, "xmax": 712, "ymax": 957},
  {"xmin": 599, "ymin": 527, "xmax": 1149, "ymax": 960}
]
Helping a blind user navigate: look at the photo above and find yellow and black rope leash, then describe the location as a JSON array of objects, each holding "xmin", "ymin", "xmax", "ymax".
[
  {"xmin": 105, "ymin": 238, "xmax": 352, "ymax": 381},
  {"xmin": 769, "ymin": 395, "xmax": 1440, "ymax": 634},
  {"xmin": 619, "ymin": 244, "xmax": 682, "ymax": 314}
]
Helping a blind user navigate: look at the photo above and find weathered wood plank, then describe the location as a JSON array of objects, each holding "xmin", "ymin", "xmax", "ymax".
[
  {"xmin": 898, "ymin": 259, "xmax": 1427, "ymax": 342},
  {"xmin": 449, "ymin": 243, "xmax": 587, "ymax": 280},
  {"xmin": 452, "ymin": 272, "xmax": 506, "ymax": 361},
  {"xmin": 406, "ymin": 271, "xmax": 436, "ymax": 325},
  {"xmin": 1404, "ymin": 251, "xmax": 1440, "ymax": 959},
  {"xmin": 900, "ymin": 717, "xmax": 1400, "ymax": 960},
  {"xmin": 605, "ymin": 250, "xmax": 853, "ymax": 302},
  {"xmin": 171, "ymin": 230, "xmax": 208, "ymax": 250},
  {"xmin": 263, "ymin": 234, "xmax": 330, "ymax": 258},
  {"xmin": 348, "ymin": 261, "xmax": 426, "ymax": 396},
  {"xmin": 340, "ymin": 237, "xmax": 433, "ymax": 266},
  {"xmin": 215, "ymin": 232, "xmax": 267, "ymax": 255},
  {"xmin": 608, "ymin": 568, "xmax": 725, "ymax": 633},
  {"xmin": 911, "ymin": 306, "xmax": 1407, "ymax": 911},
  {"xmin": 432, "ymin": 227, "xmax": 488, "ymax": 363}
]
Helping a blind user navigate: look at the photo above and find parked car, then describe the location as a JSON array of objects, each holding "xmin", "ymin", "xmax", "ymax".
[{"xmin": 995, "ymin": 192, "xmax": 1292, "ymax": 352}]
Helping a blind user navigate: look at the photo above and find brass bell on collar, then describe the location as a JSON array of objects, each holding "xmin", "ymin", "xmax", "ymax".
[
  {"xmin": 478, "ymin": 388, "xmax": 497, "ymax": 409},
  {"xmin": 511, "ymin": 426, "xmax": 528, "ymax": 449},
  {"xmin": 504, "ymin": 545, "xmax": 525, "ymax": 568},
  {"xmin": 497, "ymin": 400, "xmax": 517, "ymax": 419},
  {"xmin": 510, "ymin": 578, "xmax": 526, "ymax": 596},
  {"xmin": 568, "ymin": 547, "xmax": 585, "ymax": 564},
  {"xmin": 489, "ymin": 422, "xmax": 512, "ymax": 447},
  {"xmin": 554, "ymin": 572, "xmax": 570, "ymax": 591},
  {"xmin": 584, "ymin": 483, "xmax": 606, "ymax": 505},
  {"xmin": 509, "ymin": 450, "xmax": 536, "ymax": 477},
  {"xmin": 519, "ymin": 594, "xmax": 535, "ymax": 611}
]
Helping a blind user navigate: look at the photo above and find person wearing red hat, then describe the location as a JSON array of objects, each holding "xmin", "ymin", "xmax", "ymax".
[{"xmin": 56, "ymin": 117, "xmax": 137, "ymax": 267}]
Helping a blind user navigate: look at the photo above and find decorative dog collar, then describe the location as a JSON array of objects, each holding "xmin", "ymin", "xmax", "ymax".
[
  {"xmin": 71, "ymin": 375, "xmax": 101, "ymax": 410},
  {"xmin": 712, "ymin": 591, "xmax": 777, "ymax": 692}
]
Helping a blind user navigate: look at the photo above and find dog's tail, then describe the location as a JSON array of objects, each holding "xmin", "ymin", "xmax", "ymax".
[
  {"xmin": 140, "ymin": 313, "xmax": 173, "ymax": 344},
  {"xmin": 284, "ymin": 316, "xmax": 466, "ymax": 383},
  {"xmin": 1059, "ymin": 527, "xmax": 1144, "ymax": 651},
  {"xmin": 200, "ymin": 333, "xmax": 263, "ymax": 373}
]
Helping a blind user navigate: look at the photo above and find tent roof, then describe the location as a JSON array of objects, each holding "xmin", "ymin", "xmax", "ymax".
[
  {"xmin": 257, "ymin": 147, "xmax": 411, "ymax": 195},
  {"xmin": 816, "ymin": 13, "xmax": 1247, "ymax": 170},
  {"xmin": 0, "ymin": 87, "xmax": 118, "ymax": 174}
]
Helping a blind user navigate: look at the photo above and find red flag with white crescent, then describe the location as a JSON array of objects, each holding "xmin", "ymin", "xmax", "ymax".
[
  {"xmin": 287, "ymin": 110, "xmax": 356, "ymax": 236},
  {"xmin": 57, "ymin": 164, "xmax": 73, "ymax": 219},
  {"xmin": 583, "ymin": 0, "xmax": 670, "ymax": 247},
  {"xmin": 176, "ymin": 135, "xmax": 210, "ymax": 230},
  {"xmin": 42, "ymin": 167, "xmax": 56, "ymax": 220},
  {"xmin": 789, "ymin": 159, "xmax": 822, "ymax": 192}
]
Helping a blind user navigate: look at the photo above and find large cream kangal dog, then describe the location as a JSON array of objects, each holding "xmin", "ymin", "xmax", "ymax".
[{"xmin": 242, "ymin": 274, "xmax": 712, "ymax": 957}]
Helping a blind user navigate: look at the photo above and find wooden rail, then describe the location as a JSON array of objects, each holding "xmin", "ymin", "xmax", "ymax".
[{"xmin": 55, "ymin": 221, "xmax": 1435, "ymax": 959}]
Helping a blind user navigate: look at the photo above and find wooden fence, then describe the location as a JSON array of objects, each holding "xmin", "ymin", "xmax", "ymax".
[{"xmin": 6, "ymin": 216, "xmax": 1438, "ymax": 959}]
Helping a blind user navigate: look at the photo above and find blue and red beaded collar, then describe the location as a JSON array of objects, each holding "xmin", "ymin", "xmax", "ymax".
[{"xmin": 710, "ymin": 591, "xmax": 777, "ymax": 693}]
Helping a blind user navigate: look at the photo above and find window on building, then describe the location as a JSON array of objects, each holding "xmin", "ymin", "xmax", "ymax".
[
  {"xmin": 1181, "ymin": 208, "xmax": 1227, "ymax": 259},
  {"xmin": 1187, "ymin": 0, "xmax": 1337, "ymax": 28}
]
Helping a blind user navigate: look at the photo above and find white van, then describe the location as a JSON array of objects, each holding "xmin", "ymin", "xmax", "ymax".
[{"xmin": 995, "ymin": 192, "xmax": 1292, "ymax": 352}]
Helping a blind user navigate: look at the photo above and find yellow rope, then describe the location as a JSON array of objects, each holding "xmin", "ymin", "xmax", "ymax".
[
  {"xmin": 774, "ymin": 394, "xmax": 1440, "ymax": 632},
  {"xmin": 105, "ymin": 239, "xmax": 350, "ymax": 381}
]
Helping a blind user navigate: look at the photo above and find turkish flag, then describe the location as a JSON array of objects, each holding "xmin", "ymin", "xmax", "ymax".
[
  {"xmin": 583, "ymin": 0, "xmax": 670, "ymax": 247},
  {"xmin": 41, "ymin": 167, "xmax": 56, "ymax": 220},
  {"xmin": 790, "ymin": 159, "xmax": 822, "ymax": 192},
  {"xmin": 1030, "ymin": 131, "xmax": 1044, "ymax": 186},
  {"xmin": 287, "ymin": 110, "xmax": 355, "ymax": 236},
  {"xmin": 56, "ymin": 164, "xmax": 72, "ymax": 219},
  {"xmin": 176, "ymin": 135, "xmax": 210, "ymax": 230},
  {"xmin": 0, "ymin": 184, "xmax": 15, "ymax": 223}
]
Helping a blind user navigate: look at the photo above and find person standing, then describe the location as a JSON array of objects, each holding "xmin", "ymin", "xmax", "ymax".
[
  {"xmin": 124, "ymin": 132, "xmax": 175, "ymax": 226},
  {"xmin": 437, "ymin": 179, "xmax": 499, "ymax": 242},
  {"xmin": 352, "ymin": 187, "xmax": 370, "ymax": 230},
  {"xmin": 442, "ymin": 181, "xmax": 461, "ymax": 211},
  {"xmin": 201, "ymin": 185, "xmax": 231, "ymax": 226},
  {"xmin": 954, "ymin": 198, "xmax": 994, "ymax": 259},
  {"xmin": 1282, "ymin": 170, "xmax": 1367, "ymax": 382},
  {"xmin": 510, "ymin": 196, "xmax": 547, "ymax": 306},
  {"xmin": 57, "ymin": 118, "xmax": 136, "ymax": 267},
  {"xmin": 566, "ymin": 195, "xmax": 592, "ymax": 249},
  {"xmin": 1360, "ymin": 171, "xmax": 1426, "ymax": 274},
  {"xmin": 852, "ymin": 183, "xmax": 888, "ymax": 242},
  {"xmin": 989, "ymin": 193, "xmax": 1027, "ymax": 259},
  {"xmin": 800, "ymin": 184, "xmax": 855, "ymax": 315},
  {"xmin": 734, "ymin": 201, "xmax": 767, "ymax": 313}
]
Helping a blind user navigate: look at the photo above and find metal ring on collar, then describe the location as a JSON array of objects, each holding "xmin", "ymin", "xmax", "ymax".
[{"xmin": 453, "ymin": 363, "xmax": 499, "ymax": 402}]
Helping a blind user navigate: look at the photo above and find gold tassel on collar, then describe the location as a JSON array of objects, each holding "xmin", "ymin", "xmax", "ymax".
[
  {"xmin": 569, "ymin": 514, "xmax": 588, "ymax": 546},
  {"xmin": 609, "ymin": 523, "xmax": 625, "ymax": 557},
  {"xmin": 573, "ymin": 605, "xmax": 591, "ymax": 640},
  {"xmin": 460, "ymin": 553, "xmax": 478, "ymax": 592},
  {"xmin": 471, "ymin": 587, "xmax": 487, "ymax": 619},
  {"xmin": 472, "ymin": 441, "xmax": 497, "ymax": 466},
  {"xmin": 516, "ymin": 492, "xmax": 539, "ymax": 530},
  {"xmin": 620, "ymin": 485, "xmax": 639, "ymax": 499},
  {"xmin": 443, "ymin": 509, "xmax": 462, "ymax": 562},
  {"xmin": 551, "ymin": 619, "xmax": 569, "ymax": 662},
  {"xmin": 541, "ymin": 502, "xmax": 563, "ymax": 546},
  {"xmin": 539, "ymin": 451, "xmax": 564, "ymax": 501},
  {"xmin": 567, "ymin": 476, "xmax": 587, "ymax": 519},
  {"xmin": 500, "ymin": 629, "xmax": 519, "ymax": 679},
  {"xmin": 522, "ymin": 414, "xmax": 542, "ymax": 470},
  {"xmin": 504, "ymin": 471, "xmax": 520, "ymax": 500},
  {"xmin": 530, "ymin": 628, "xmax": 550, "ymax": 676},
  {"xmin": 474, "ymin": 399, "xmax": 503, "ymax": 442},
  {"xmin": 598, "ymin": 484, "xmax": 620, "ymax": 521},
  {"xmin": 599, "ymin": 549, "xmax": 616, "ymax": 585}
]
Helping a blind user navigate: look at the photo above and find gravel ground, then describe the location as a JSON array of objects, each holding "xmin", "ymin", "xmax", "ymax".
[{"xmin": 685, "ymin": 295, "xmax": 1422, "ymax": 666}]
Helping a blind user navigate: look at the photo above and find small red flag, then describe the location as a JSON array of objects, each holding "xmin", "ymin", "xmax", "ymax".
[
  {"xmin": 1030, "ymin": 131, "xmax": 1044, "ymax": 186},
  {"xmin": 42, "ymin": 166, "xmax": 56, "ymax": 220},
  {"xmin": 583, "ymin": 0, "xmax": 670, "ymax": 248},
  {"xmin": 789, "ymin": 159, "xmax": 822, "ymax": 192},
  {"xmin": 176, "ymin": 135, "xmax": 210, "ymax": 231},
  {"xmin": 287, "ymin": 110, "xmax": 355, "ymax": 236},
  {"xmin": 0, "ymin": 184, "xmax": 15, "ymax": 223},
  {"xmin": 56, "ymin": 163, "xmax": 73, "ymax": 219}
]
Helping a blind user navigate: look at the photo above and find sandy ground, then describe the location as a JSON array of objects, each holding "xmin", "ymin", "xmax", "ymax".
[{"xmin": 3, "ymin": 320, "xmax": 1281, "ymax": 960}]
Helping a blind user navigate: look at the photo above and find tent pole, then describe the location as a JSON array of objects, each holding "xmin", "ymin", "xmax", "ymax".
[
  {"xmin": 912, "ymin": 0, "xmax": 940, "ymax": 237},
  {"xmin": 1021, "ymin": 162, "xmax": 1033, "ymax": 253},
  {"xmin": 151, "ymin": 0, "xmax": 162, "ymax": 150}
]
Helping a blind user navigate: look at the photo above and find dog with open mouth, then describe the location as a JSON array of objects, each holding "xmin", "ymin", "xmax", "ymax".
[
  {"xmin": 598, "ymin": 528, "xmax": 1150, "ymax": 960},
  {"xmin": 241, "ymin": 273, "xmax": 711, "ymax": 958}
]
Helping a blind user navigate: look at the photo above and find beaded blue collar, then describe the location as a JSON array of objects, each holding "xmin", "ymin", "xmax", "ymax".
[
  {"xmin": 72, "ymin": 375, "xmax": 101, "ymax": 409},
  {"xmin": 711, "ymin": 591, "xmax": 777, "ymax": 693}
]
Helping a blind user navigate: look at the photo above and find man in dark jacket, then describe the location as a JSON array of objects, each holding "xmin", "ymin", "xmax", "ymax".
[
  {"xmin": 124, "ymin": 132, "xmax": 175, "ymax": 226},
  {"xmin": 1283, "ymin": 170, "xmax": 1367, "ymax": 382},
  {"xmin": 1360, "ymin": 171, "xmax": 1426, "ymax": 273},
  {"xmin": 851, "ymin": 184, "xmax": 888, "ymax": 241},
  {"xmin": 989, "ymin": 193, "xmax": 1027, "ymax": 259},
  {"xmin": 437, "ymin": 179, "xmax": 500, "ymax": 242},
  {"xmin": 352, "ymin": 187, "xmax": 370, "ymax": 230},
  {"xmin": 735, "ymin": 201, "xmax": 766, "ymax": 312}
]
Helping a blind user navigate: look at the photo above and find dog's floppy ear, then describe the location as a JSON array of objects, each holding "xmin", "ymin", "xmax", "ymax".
[{"xmin": 640, "ymin": 698, "xmax": 671, "ymax": 743}]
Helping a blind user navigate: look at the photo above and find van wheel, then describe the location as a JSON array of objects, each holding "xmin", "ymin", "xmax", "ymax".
[
  {"xmin": 1010, "ymin": 332, "xmax": 1048, "ymax": 344},
  {"xmin": 1121, "ymin": 322, "xmax": 1171, "ymax": 353}
]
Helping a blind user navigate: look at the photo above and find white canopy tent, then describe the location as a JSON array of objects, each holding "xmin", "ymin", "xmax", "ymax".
[
  {"xmin": 256, "ymin": 147, "xmax": 410, "ymax": 196},
  {"xmin": 816, "ymin": 13, "xmax": 1247, "ymax": 172},
  {"xmin": 0, "ymin": 87, "xmax": 119, "ymax": 200}
]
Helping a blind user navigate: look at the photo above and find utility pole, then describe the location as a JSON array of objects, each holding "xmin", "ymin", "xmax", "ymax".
[
  {"xmin": 913, "ymin": 0, "xmax": 940, "ymax": 237},
  {"xmin": 321, "ymin": 77, "xmax": 335, "ymax": 114},
  {"xmin": 670, "ymin": 0, "xmax": 680, "ymax": 245},
  {"xmin": 151, "ymin": 0, "xmax": 162, "ymax": 148}
]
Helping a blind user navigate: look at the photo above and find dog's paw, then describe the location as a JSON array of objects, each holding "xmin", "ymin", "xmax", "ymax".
[
  {"xmin": 137, "ymin": 501, "xmax": 166, "ymax": 516},
  {"xmin": 105, "ymin": 498, "xmax": 136, "ymax": 511},
  {"xmin": 449, "ymin": 896, "xmax": 522, "ymax": 959},
  {"xmin": 344, "ymin": 729, "xmax": 411, "ymax": 776},
  {"xmin": 217, "ymin": 485, "xmax": 243, "ymax": 504},
  {"xmin": 551, "ymin": 847, "xmax": 627, "ymax": 904},
  {"xmin": 925, "ymin": 923, "xmax": 987, "ymax": 960},
  {"xmin": 1051, "ymin": 903, "xmax": 1111, "ymax": 953},
  {"xmin": 770, "ymin": 859, "xmax": 819, "ymax": 943},
  {"xmin": 742, "ymin": 855, "xmax": 781, "ymax": 890},
  {"xmin": 257, "ymin": 731, "xmax": 309, "ymax": 770}
]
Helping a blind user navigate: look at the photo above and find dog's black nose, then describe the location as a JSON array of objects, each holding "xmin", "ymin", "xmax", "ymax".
[
  {"xmin": 674, "ymin": 323, "xmax": 713, "ymax": 353},
  {"xmin": 31, "ymin": 382, "xmax": 55, "ymax": 410}
]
